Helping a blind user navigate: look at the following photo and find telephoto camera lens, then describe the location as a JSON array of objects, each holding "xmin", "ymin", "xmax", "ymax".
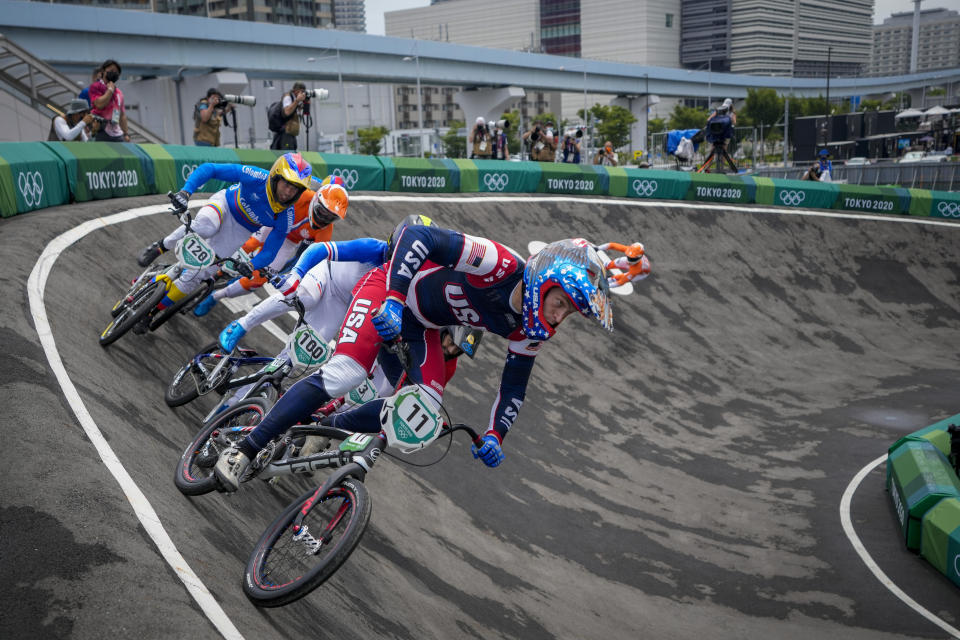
[
  {"xmin": 305, "ymin": 88, "xmax": 330, "ymax": 101},
  {"xmin": 222, "ymin": 94, "xmax": 257, "ymax": 106},
  {"xmin": 496, "ymin": 119, "xmax": 509, "ymax": 130}
]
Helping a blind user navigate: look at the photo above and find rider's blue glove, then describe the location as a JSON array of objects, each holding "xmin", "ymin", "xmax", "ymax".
[
  {"xmin": 472, "ymin": 433, "xmax": 504, "ymax": 468},
  {"xmin": 219, "ymin": 320, "xmax": 247, "ymax": 352},
  {"xmin": 372, "ymin": 298, "xmax": 404, "ymax": 341}
]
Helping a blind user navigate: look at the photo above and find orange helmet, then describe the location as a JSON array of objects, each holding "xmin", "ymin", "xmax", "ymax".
[
  {"xmin": 624, "ymin": 242, "xmax": 644, "ymax": 263},
  {"xmin": 309, "ymin": 181, "xmax": 349, "ymax": 229}
]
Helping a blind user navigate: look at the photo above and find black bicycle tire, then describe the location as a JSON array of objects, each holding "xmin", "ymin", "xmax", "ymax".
[
  {"xmin": 149, "ymin": 278, "xmax": 214, "ymax": 331},
  {"xmin": 243, "ymin": 477, "xmax": 371, "ymax": 607},
  {"xmin": 173, "ymin": 398, "xmax": 271, "ymax": 496},
  {"xmin": 99, "ymin": 280, "xmax": 166, "ymax": 347},
  {"xmin": 164, "ymin": 341, "xmax": 222, "ymax": 408},
  {"xmin": 111, "ymin": 264, "xmax": 170, "ymax": 317}
]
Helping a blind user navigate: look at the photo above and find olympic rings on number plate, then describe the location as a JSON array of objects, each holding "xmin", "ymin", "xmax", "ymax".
[
  {"xmin": 937, "ymin": 201, "xmax": 960, "ymax": 217},
  {"xmin": 482, "ymin": 173, "xmax": 509, "ymax": 191},
  {"xmin": 778, "ymin": 190, "xmax": 806, "ymax": 206},
  {"xmin": 631, "ymin": 179, "xmax": 658, "ymax": 197},
  {"xmin": 18, "ymin": 171, "xmax": 44, "ymax": 207}
]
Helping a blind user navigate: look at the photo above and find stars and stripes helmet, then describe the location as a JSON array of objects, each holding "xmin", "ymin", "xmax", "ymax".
[{"xmin": 521, "ymin": 238, "xmax": 613, "ymax": 340}]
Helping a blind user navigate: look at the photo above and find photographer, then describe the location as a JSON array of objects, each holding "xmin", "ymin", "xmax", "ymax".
[
  {"xmin": 593, "ymin": 140, "xmax": 618, "ymax": 166},
  {"xmin": 561, "ymin": 129, "xmax": 582, "ymax": 163},
  {"xmin": 470, "ymin": 117, "xmax": 493, "ymax": 160},
  {"xmin": 270, "ymin": 81, "xmax": 307, "ymax": 150},
  {"xmin": 49, "ymin": 99, "xmax": 96, "ymax": 142},
  {"xmin": 491, "ymin": 119, "xmax": 510, "ymax": 161},
  {"xmin": 88, "ymin": 60, "xmax": 130, "ymax": 142},
  {"xmin": 194, "ymin": 88, "xmax": 233, "ymax": 147},
  {"xmin": 523, "ymin": 120, "xmax": 557, "ymax": 162}
]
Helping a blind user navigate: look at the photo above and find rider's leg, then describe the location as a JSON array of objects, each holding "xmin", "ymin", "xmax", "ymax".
[{"xmin": 215, "ymin": 266, "xmax": 388, "ymax": 490}]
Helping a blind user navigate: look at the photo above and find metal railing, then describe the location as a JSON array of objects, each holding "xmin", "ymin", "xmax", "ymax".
[
  {"xmin": 751, "ymin": 162, "xmax": 959, "ymax": 191},
  {"xmin": 0, "ymin": 33, "xmax": 165, "ymax": 143}
]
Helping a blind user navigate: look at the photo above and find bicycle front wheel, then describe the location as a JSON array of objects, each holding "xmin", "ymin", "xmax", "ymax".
[
  {"xmin": 243, "ymin": 477, "xmax": 371, "ymax": 607},
  {"xmin": 99, "ymin": 279, "xmax": 166, "ymax": 347},
  {"xmin": 174, "ymin": 398, "xmax": 270, "ymax": 496},
  {"xmin": 164, "ymin": 342, "xmax": 221, "ymax": 407}
]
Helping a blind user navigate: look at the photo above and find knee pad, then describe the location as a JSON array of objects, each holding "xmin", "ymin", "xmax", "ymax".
[{"xmin": 320, "ymin": 354, "xmax": 369, "ymax": 397}]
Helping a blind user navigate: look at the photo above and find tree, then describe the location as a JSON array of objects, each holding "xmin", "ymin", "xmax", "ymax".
[
  {"xmin": 741, "ymin": 88, "xmax": 782, "ymax": 128},
  {"xmin": 350, "ymin": 126, "xmax": 389, "ymax": 156},
  {"xmin": 668, "ymin": 104, "xmax": 708, "ymax": 130},
  {"xmin": 648, "ymin": 117, "xmax": 666, "ymax": 135},
  {"xmin": 578, "ymin": 104, "xmax": 636, "ymax": 150},
  {"xmin": 441, "ymin": 119, "xmax": 466, "ymax": 158}
]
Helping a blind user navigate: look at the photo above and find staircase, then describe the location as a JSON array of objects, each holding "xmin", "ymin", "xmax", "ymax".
[{"xmin": 0, "ymin": 33, "xmax": 165, "ymax": 143}]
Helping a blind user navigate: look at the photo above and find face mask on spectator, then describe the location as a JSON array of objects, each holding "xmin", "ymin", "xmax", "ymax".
[{"xmin": 104, "ymin": 71, "xmax": 120, "ymax": 83}]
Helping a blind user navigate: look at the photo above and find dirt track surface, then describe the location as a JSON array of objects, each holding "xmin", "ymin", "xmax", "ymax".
[{"xmin": 2, "ymin": 193, "xmax": 959, "ymax": 640}]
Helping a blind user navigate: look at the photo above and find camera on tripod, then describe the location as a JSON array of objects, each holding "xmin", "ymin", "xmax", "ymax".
[
  {"xmin": 302, "ymin": 88, "xmax": 330, "ymax": 101},
  {"xmin": 221, "ymin": 94, "xmax": 257, "ymax": 107},
  {"xmin": 486, "ymin": 119, "xmax": 508, "ymax": 134}
]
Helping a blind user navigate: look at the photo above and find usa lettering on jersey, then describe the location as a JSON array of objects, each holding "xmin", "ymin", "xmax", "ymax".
[
  {"xmin": 339, "ymin": 297, "xmax": 372, "ymax": 344},
  {"xmin": 443, "ymin": 283, "xmax": 481, "ymax": 324},
  {"xmin": 397, "ymin": 240, "xmax": 429, "ymax": 279}
]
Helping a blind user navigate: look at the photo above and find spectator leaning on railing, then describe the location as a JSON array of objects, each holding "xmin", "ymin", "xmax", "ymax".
[
  {"xmin": 49, "ymin": 99, "xmax": 96, "ymax": 142},
  {"xmin": 88, "ymin": 60, "xmax": 130, "ymax": 143}
]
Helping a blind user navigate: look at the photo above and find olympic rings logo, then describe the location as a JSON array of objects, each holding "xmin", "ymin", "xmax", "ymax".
[
  {"xmin": 181, "ymin": 163, "xmax": 199, "ymax": 182},
  {"xmin": 483, "ymin": 173, "xmax": 509, "ymax": 191},
  {"xmin": 632, "ymin": 179, "xmax": 658, "ymax": 197},
  {"xmin": 332, "ymin": 168, "xmax": 359, "ymax": 190},
  {"xmin": 778, "ymin": 190, "xmax": 806, "ymax": 206},
  {"xmin": 937, "ymin": 201, "xmax": 960, "ymax": 217},
  {"xmin": 18, "ymin": 171, "xmax": 44, "ymax": 207}
]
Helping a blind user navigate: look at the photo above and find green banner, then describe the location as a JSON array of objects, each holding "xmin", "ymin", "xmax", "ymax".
[
  {"xmin": 920, "ymin": 497, "xmax": 960, "ymax": 587},
  {"xmin": 140, "ymin": 144, "xmax": 240, "ymax": 194},
  {"xmin": 380, "ymin": 157, "xmax": 459, "ymax": 193},
  {"xmin": 0, "ymin": 142, "xmax": 71, "ymax": 217},
  {"xmin": 834, "ymin": 184, "xmax": 911, "ymax": 215},
  {"xmin": 888, "ymin": 412, "xmax": 960, "ymax": 459},
  {"xmin": 232, "ymin": 148, "xmax": 282, "ymax": 171},
  {"xmin": 685, "ymin": 173, "xmax": 755, "ymax": 204},
  {"xmin": 43, "ymin": 141, "xmax": 150, "ymax": 201},
  {"xmin": 301, "ymin": 152, "xmax": 385, "ymax": 192},
  {"xmin": 454, "ymin": 159, "xmax": 540, "ymax": 193},
  {"xmin": 536, "ymin": 163, "xmax": 608, "ymax": 196},
  {"xmin": 886, "ymin": 439, "xmax": 960, "ymax": 550},
  {"xmin": 612, "ymin": 168, "xmax": 691, "ymax": 200},
  {"xmin": 754, "ymin": 176, "xmax": 840, "ymax": 209},
  {"xmin": 923, "ymin": 190, "xmax": 960, "ymax": 220}
]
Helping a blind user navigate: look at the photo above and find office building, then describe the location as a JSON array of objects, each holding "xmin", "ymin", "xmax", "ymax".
[
  {"xmin": 681, "ymin": 0, "xmax": 874, "ymax": 77},
  {"xmin": 870, "ymin": 8, "xmax": 960, "ymax": 76}
]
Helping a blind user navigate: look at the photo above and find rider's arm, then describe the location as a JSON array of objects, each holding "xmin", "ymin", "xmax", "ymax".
[
  {"xmin": 181, "ymin": 163, "xmax": 251, "ymax": 194},
  {"xmin": 292, "ymin": 238, "xmax": 388, "ymax": 279},
  {"xmin": 250, "ymin": 221, "xmax": 286, "ymax": 271},
  {"xmin": 487, "ymin": 345, "xmax": 537, "ymax": 443},
  {"xmin": 384, "ymin": 226, "xmax": 520, "ymax": 303}
]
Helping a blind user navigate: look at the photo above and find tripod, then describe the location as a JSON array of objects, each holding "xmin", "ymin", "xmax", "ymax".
[
  {"xmin": 301, "ymin": 100, "xmax": 313, "ymax": 151},
  {"xmin": 696, "ymin": 139, "xmax": 738, "ymax": 174},
  {"xmin": 228, "ymin": 107, "xmax": 239, "ymax": 149}
]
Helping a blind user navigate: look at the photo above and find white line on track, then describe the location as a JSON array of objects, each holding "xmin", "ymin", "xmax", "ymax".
[
  {"xmin": 840, "ymin": 457, "xmax": 960, "ymax": 638},
  {"xmin": 25, "ymin": 194, "xmax": 960, "ymax": 639},
  {"xmin": 27, "ymin": 204, "xmax": 245, "ymax": 640}
]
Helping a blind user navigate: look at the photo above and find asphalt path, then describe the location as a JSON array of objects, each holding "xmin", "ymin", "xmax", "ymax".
[{"xmin": 2, "ymin": 192, "xmax": 960, "ymax": 639}]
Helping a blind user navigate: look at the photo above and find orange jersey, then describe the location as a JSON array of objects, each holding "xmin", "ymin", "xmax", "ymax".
[{"xmin": 241, "ymin": 188, "xmax": 334, "ymax": 255}]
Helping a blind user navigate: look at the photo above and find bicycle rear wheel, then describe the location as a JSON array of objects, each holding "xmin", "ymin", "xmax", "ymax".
[
  {"xmin": 243, "ymin": 477, "xmax": 371, "ymax": 607},
  {"xmin": 174, "ymin": 398, "xmax": 271, "ymax": 496},
  {"xmin": 99, "ymin": 279, "xmax": 166, "ymax": 347},
  {"xmin": 164, "ymin": 342, "xmax": 221, "ymax": 407}
]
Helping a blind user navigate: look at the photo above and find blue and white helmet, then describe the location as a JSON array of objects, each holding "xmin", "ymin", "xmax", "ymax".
[{"xmin": 521, "ymin": 238, "xmax": 613, "ymax": 340}]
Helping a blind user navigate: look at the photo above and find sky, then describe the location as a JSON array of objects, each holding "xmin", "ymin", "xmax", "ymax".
[{"xmin": 363, "ymin": 0, "xmax": 953, "ymax": 36}]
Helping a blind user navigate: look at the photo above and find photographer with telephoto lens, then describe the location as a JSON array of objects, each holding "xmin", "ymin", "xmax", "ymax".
[
  {"xmin": 490, "ymin": 118, "xmax": 510, "ymax": 160},
  {"xmin": 49, "ymin": 99, "xmax": 96, "ymax": 142},
  {"xmin": 271, "ymin": 82, "xmax": 307, "ymax": 150},
  {"xmin": 89, "ymin": 59, "xmax": 129, "ymax": 142},
  {"xmin": 194, "ymin": 88, "xmax": 233, "ymax": 147},
  {"xmin": 561, "ymin": 128, "xmax": 582, "ymax": 163},
  {"xmin": 523, "ymin": 119, "xmax": 557, "ymax": 162},
  {"xmin": 470, "ymin": 117, "xmax": 493, "ymax": 160}
]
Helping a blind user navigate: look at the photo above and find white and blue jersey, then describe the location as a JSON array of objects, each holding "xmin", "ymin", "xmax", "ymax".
[{"xmin": 182, "ymin": 163, "xmax": 296, "ymax": 271}]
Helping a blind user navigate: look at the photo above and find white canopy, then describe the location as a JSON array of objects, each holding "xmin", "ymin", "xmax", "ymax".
[
  {"xmin": 894, "ymin": 108, "xmax": 924, "ymax": 119},
  {"xmin": 924, "ymin": 105, "xmax": 950, "ymax": 116}
]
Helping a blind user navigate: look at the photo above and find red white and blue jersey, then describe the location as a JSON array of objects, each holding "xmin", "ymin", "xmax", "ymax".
[
  {"xmin": 182, "ymin": 162, "xmax": 295, "ymax": 271},
  {"xmin": 385, "ymin": 225, "xmax": 545, "ymax": 439}
]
